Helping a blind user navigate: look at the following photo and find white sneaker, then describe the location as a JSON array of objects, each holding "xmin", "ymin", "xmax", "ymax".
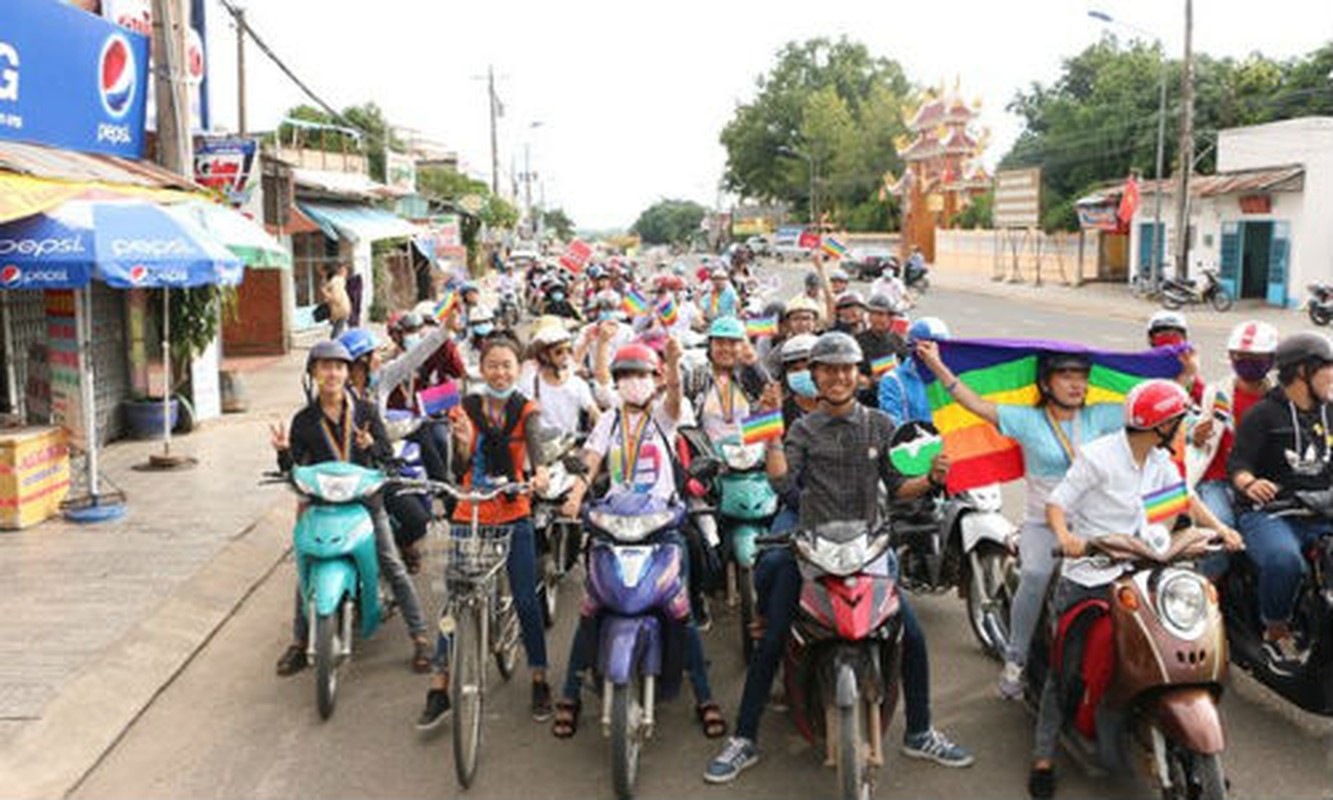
[{"xmin": 997, "ymin": 661, "xmax": 1023, "ymax": 700}]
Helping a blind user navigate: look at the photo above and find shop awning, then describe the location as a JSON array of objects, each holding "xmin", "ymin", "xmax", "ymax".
[{"xmin": 297, "ymin": 202, "xmax": 418, "ymax": 243}]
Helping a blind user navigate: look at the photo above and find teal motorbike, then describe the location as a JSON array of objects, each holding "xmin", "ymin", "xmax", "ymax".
[
  {"xmin": 715, "ymin": 439, "xmax": 779, "ymax": 660},
  {"xmin": 283, "ymin": 462, "xmax": 387, "ymax": 719}
]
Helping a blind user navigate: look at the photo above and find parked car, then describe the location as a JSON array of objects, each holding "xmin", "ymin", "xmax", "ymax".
[
  {"xmin": 744, "ymin": 235, "xmax": 773, "ymax": 257},
  {"xmin": 772, "ymin": 226, "xmax": 814, "ymax": 262},
  {"xmin": 848, "ymin": 248, "xmax": 898, "ymax": 280}
]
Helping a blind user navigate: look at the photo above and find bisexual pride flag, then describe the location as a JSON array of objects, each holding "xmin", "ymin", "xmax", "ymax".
[
  {"xmin": 417, "ymin": 380, "xmax": 460, "ymax": 417},
  {"xmin": 923, "ymin": 338, "xmax": 1184, "ymax": 492},
  {"xmin": 741, "ymin": 409, "xmax": 784, "ymax": 445}
]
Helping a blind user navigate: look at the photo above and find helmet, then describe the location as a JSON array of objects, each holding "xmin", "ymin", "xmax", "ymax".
[
  {"xmin": 1125, "ymin": 379, "xmax": 1190, "ymax": 429},
  {"xmin": 337, "ymin": 328, "xmax": 378, "ymax": 361},
  {"xmin": 671, "ymin": 262, "xmax": 687, "ymax": 275},
  {"xmin": 866, "ymin": 293, "xmax": 898, "ymax": 314},
  {"xmin": 594, "ymin": 289, "xmax": 622, "ymax": 310},
  {"xmin": 470, "ymin": 305, "xmax": 496, "ymax": 324},
  {"xmin": 710, "ymin": 266, "xmax": 730, "ymax": 280},
  {"xmin": 781, "ymin": 333, "xmax": 819, "ymax": 364},
  {"xmin": 829, "ymin": 268, "xmax": 850, "ymax": 283},
  {"xmin": 1227, "ymin": 321, "xmax": 1279, "ymax": 354},
  {"xmin": 461, "ymin": 281, "xmax": 480, "ymax": 296},
  {"xmin": 393, "ymin": 311, "xmax": 425, "ymax": 334},
  {"xmin": 611, "ymin": 343, "xmax": 660, "ymax": 376},
  {"xmin": 708, "ymin": 316, "xmax": 747, "ymax": 340},
  {"xmin": 804, "ymin": 271, "xmax": 821, "ymax": 289},
  {"xmin": 835, "ymin": 291, "xmax": 866, "ymax": 310},
  {"xmin": 1275, "ymin": 332, "xmax": 1333, "ymax": 370},
  {"xmin": 531, "ymin": 318, "xmax": 572, "ymax": 347},
  {"xmin": 810, "ymin": 331, "xmax": 863, "ymax": 366},
  {"xmin": 907, "ymin": 317, "xmax": 950, "ymax": 344},
  {"xmin": 588, "ymin": 264, "xmax": 607, "ymax": 279},
  {"xmin": 307, "ymin": 339, "xmax": 353, "ymax": 371},
  {"xmin": 1147, "ymin": 310, "xmax": 1189, "ymax": 338},
  {"xmin": 761, "ymin": 300, "xmax": 787, "ymax": 320},
  {"xmin": 1038, "ymin": 351, "xmax": 1092, "ymax": 379},
  {"xmin": 784, "ymin": 296, "xmax": 822, "ymax": 319}
]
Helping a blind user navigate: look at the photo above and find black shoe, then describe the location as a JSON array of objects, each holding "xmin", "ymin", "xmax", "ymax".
[
  {"xmin": 1029, "ymin": 766, "xmax": 1056, "ymax": 799},
  {"xmin": 532, "ymin": 680, "xmax": 554, "ymax": 722},
  {"xmin": 275, "ymin": 644, "xmax": 308, "ymax": 677},
  {"xmin": 416, "ymin": 689, "xmax": 451, "ymax": 731}
]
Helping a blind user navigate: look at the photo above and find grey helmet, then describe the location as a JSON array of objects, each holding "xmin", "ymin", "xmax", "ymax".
[
  {"xmin": 1275, "ymin": 332, "xmax": 1333, "ymax": 371},
  {"xmin": 809, "ymin": 331, "xmax": 863, "ymax": 365},
  {"xmin": 306, "ymin": 339, "xmax": 353, "ymax": 373},
  {"xmin": 781, "ymin": 333, "xmax": 819, "ymax": 364}
]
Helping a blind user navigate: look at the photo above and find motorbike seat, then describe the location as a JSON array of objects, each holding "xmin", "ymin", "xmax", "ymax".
[{"xmin": 1052, "ymin": 598, "xmax": 1113, "ymax": 740}]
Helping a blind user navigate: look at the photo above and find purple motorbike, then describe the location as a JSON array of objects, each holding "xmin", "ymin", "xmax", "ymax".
[{"xmin": 583, "ymin": 492, "xmax": 691, "ymax": 800}]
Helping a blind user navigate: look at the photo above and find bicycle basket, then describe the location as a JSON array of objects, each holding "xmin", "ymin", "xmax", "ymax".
[{"xmin": 446, "ymin": 523, "xmax": 513, "ymax": 581}]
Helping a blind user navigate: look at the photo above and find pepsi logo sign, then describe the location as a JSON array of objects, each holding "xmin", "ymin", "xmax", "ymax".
[
  {"xmin": 0, "ymin": 263, "xmax": 71, "ymax": 287},
  {"xmin": 128, "ymin": 264, "xmax": 148, "ymax": 284},
  {"xmin": 110, "ymin": 237, "xmax": 193, "ymax": 259},
  {"xmin": 98, "ymin": 33, "xmax": 136, "ymax": 119},
  {"xmin": 0, "ymin": 236, "xmax": 85, "ymax": 257},
  {"xmin": 1, "ymin": 264, "xmax": 20, "ymax": 287}
]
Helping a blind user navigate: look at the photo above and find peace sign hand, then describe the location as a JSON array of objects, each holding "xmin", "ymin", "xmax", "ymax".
[
  {"xmin": 354, "ymin": 424, "xmax": 375, "ymax": 451},
  {"xmin": 269, "ymin": 421, "xmax": 289, "ymax": 452}
]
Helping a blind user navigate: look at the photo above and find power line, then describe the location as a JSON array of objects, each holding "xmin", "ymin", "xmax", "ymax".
[{"xmin": 213, "ymin": 0, "xmax": 344, "ymax": 123}]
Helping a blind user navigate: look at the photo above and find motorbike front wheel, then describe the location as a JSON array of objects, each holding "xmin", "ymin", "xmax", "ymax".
[
  {"xmin": 314, "ymin": 606, "xmax": 342, "ymax": 720},
  {"xmin": 452, "ymin": 605, "xmax": 485, "ymax": 788},
  {"xmin": 965, "ymin": 543, "xmax": 1016, "ymax": 660},
  {"xmin": 611, "ymin": 682, "xmax": 643, "ymax": 800},
  {"xmin": 1164, "ymin": 744, "xmax": 1226, "ymax": 800},
  {"xmin": 835, "ymin": 680, "xmax": 869, "ymax": 800},
  {"xmin": 1309, "ymin": 304, "xmax": 1332, "ymax": 326},
  {"xmin": 1208, "ymin": 287, "xmax": 1234, "ymax": 312}
]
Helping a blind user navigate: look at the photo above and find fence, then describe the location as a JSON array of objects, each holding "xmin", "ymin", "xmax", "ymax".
[{"xmin": 932, "ymin": 228, "xmax": 1108, "ymax": 285}]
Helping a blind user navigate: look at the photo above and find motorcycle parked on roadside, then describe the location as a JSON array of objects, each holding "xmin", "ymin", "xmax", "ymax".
[
  {"xmin": 1305, "ymin": 283, "xmax": 1333, "ymax": 326},
  {"xmin": 1026, "ymin": 528, "xmax": 1230, "ymax": 800},
  {"xmin": 1160, "ymin": 268, "xmax": 1234, "ymax": 312},
  {"xmin": 1220, "ymin": 490, "xmax": 1333, "ymax": 716}
]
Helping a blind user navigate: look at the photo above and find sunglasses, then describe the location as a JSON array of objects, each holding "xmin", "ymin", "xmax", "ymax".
[{"xmin": 550, "ymin": 346, "xmax": 573, "ymax": 356}]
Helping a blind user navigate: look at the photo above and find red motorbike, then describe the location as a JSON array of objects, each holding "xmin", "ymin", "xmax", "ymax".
[{"xmin": 760, "ymin": 522, "xmax": 903, "ymax": 800}]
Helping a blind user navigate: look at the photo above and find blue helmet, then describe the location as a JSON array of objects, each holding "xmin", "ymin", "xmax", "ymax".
[
  {"xmin": 337, "ymin": 328, "xmax": 378, "ymax": 360},
  {"xmin": 708, "ymin": 316, "xmax": 747, "ymax": 341},
  {"xmin": 908, "ymin": 317, "xmax": 950, "ymax": 344}
]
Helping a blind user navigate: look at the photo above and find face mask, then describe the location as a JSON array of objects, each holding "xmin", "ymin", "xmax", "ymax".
[
  {"xmin": 402, "ymin": 333, "xmax": 422, "ymax": 350},
  {"xmin": 1151, "ymin": 332, "xmax": 1186, "ymax": 348},
  {"xmin": 552, "ymin": 291, "xmax": 566, "ymax": 302},
  {"xmin": 472, "ymin": 323, "xmax": 494, "ymax": 338},
  {"xmin": 618, "ymin": 375, "xmax": 657, "ymax": 406},
  {"xmin": 786, "ymin": 369, "xmax": 817, "ymax": 398},
  {"xmin": 1232, "ymin": 356, "xmax": 1272, "ymax": 382},
  {"xmin": 485, "ymin": 383, "xmax": 516, "ymax": 400},
  {"xmin": 368, "ymin": 372, "xmax": 380, "ymax": 390}
]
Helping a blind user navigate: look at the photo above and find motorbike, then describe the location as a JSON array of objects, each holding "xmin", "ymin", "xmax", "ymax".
[
  {"xmin": 1026, "ymin": 528, "xmax": 1229, "ymax": 800},
  {"xmin": 1160, "ymin": 268, "xmax": 1234, "ymax": 312},
  {"xmin": 498, "ymin": 288, "xmax": 523, "ymax": 329},
  {"xmin": 758, "ymin": 523, "xmax": 903, "ymax": 800},
  {"xmin": 269, "ymin": 462, "xmax": 387, "ymax": 720},
  {"xmin": 582, "ymin": 492, "xmax": 692, "ymax": 800},
  {"xmin": 715, "ymin": 439, "xmax": 779, "ymax": 660},
  {"xmin": 1220, "ymin": 490, "xmax": 1333, "ymax": 716},
  {"xmin": 531, "ymin": 431, "xmax": 587, "ymax": 628},
  {"xmin": 901, "ymin": 256, "xmax": 929, "ymax": 291},
  {"xmin": 1305, "ymin": 283, "xmax": 1333, "ymax": 326}
]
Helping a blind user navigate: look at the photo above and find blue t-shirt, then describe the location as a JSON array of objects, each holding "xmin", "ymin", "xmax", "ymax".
[{"xmin": 997, "ymin": 402, "xmax": 1124, "ymax": 522}]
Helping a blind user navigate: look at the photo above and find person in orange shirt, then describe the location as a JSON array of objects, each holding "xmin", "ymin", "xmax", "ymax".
[{"xmin": 415, "ymin": 335, "xmax": 552, "ymax": 730}]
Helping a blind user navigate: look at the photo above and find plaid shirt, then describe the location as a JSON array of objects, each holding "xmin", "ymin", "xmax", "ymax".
[{"xmin": 777, "ymin": 404, "xmax": 905, "ymax": 530}]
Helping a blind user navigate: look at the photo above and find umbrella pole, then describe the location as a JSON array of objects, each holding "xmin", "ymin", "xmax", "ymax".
[
  {"xmin": 1, "ymin": 291, "xmax": 16, "ymax": 418},
  {"xmin": 80, "ymin": 287, "xmax": 100, "ymax": 497},
  {"xmin": 162, "ymin": 288, "xmax": 171, "ymax": 454}
]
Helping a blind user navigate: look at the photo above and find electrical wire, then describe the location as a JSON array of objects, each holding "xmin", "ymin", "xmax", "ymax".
[{"xmin": 213, "ymin": 0, "xmax": 344, "ymax": 123}]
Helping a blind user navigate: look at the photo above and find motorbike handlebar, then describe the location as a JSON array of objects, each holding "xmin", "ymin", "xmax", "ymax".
[{"xmin": 401, "ymin": 479, "xmax": 531, "ymax": 504}]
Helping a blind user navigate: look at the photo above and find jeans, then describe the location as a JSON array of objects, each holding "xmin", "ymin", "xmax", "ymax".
[
  {"xmin": 292, "ymin": 502, "xmax": 426, "ymax": 642},
  {"xmin": 1006, "ymin": 521, "xmax": 1060, "ymax": 667},
  {"xmin": 734, "ymin": 547, "xmax": 931, "ymax": 742},
  {"xmin": 1195, "ymin": 480, "xmax": 1237, "ymax": 579},
  {"xmin": 559, "ymin": 532, "xmax": 713, "ymax": 704},
  {"xmin": 434, "ymin": 517, "xmax": 548, "ymax": 671},
  {"xmin": 1033, "ymin": 578, "xmax": 1108, "ymax": 760},
  {"xmin": 770, "ymin": 505, "xmax": 799, "ymax": 536},
  {"xmin": 1236, "ymin": 510, "xmax": 1333, "ymax": 625}
]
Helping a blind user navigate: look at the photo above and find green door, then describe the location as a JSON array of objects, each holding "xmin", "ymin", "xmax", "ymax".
[
  {"xmin": 1267, "ymin": 221, "xmax": 1290, "ymax": 307},
  {"xmin": 1218, "ymin": 221, "xmax": 1241, "ymax": 299}
]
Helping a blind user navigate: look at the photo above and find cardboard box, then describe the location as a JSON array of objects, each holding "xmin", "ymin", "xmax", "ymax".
[{"xmin": 0, "ymin": 426, "xmax": 70, "ymax": 530}]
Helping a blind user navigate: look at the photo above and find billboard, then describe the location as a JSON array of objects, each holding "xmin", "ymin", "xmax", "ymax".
[
  {"xmin": 993, "ymin": 168, "xmax": 1042, "ymax": 229},
  {"xmin": 194, "ymin": 136, "xmax": 258, "ymax": 205}
]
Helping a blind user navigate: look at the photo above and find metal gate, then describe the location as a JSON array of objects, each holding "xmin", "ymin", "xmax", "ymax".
[
  {"xmin": 0, "ymin": 290, "xmax": 50, "ymax": 419},
  {"xmin": 89, "ymin": 284, "xmax": 129, "ymax": 445}
]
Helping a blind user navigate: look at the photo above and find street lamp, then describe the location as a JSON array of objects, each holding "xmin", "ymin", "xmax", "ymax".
[
  {"xmin": 1089, "ymin": 8, "xmax": 1169, "ymax": 289},
  {"xmin": 777, "ymin": 145, "xmax": 818, "ymax": 228}
]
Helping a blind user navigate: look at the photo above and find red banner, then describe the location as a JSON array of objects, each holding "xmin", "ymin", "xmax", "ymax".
[
  {"xmin": 558, "ymin": 239, "xmax": 593, "ymax": 273},
  {"xmin": 797, "ymin": 229, "xmax": 820, "ymax": 250}
]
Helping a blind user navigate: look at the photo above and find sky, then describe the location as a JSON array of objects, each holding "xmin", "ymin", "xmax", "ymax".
[{"xmin": 200, "ymin": 0, "xmax": 1332, "ymax": 230}]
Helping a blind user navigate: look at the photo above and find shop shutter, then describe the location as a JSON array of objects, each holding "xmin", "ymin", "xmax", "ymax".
[{"xmin": 89, "ymin": 284, "xmax": 129, "ymax": 444}]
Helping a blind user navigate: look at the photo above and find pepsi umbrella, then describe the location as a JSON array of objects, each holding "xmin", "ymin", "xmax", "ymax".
[{"xmin": 165, "ymin": 201, "xmax": 291, "ymax": 269}]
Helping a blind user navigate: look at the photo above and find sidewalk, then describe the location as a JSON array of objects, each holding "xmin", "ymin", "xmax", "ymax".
[{"xmin": 0, "ymin": 332, "xmax": 322, "ymax": 799}]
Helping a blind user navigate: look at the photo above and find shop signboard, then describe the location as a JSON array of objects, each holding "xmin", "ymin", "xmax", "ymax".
[
  {"xmin": 0, "ymin": 0, "xmax": 150, "ymax": 157},
  {"xmin": 194, "ymin": 136, "xmax": 258, "ymax": 205},
  {"xmin": 386, "ymin": 151, "xmax": 417, "ymax": 193},
  {"xmin": 103, "ymin": 0, "xmax": 210, "ymax": 133}
]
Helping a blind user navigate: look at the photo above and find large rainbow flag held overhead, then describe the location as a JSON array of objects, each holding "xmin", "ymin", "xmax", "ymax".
[{"xmin": 924, "ymin": 338, "xmax": 1184, "ymax": 492}]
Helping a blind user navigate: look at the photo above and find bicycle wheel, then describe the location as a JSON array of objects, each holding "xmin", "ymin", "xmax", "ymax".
[
  {"xmin": 493, "ymin": 569, "xmax": 520, "ymax": 681},
  {"xmin": 452, "ymin": 605, "xmax": 485, "ymax": 788}
]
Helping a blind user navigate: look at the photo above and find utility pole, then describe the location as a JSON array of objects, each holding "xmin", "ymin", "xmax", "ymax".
[
  {"xmin": 1173, "ymin": 0, "xmax": 1195, "ymax": 280},
  {"xmin": 523, "ymin": 141, "xmax": 532, "ymax": 235},
  {"xmin": 488, "ymin": 65, "xmax": 500, "ymax": 195},
  {"xmin": 152, "ymin": 0, "xmax": 192, "ymax": 174},
  {"xmin": 234, "ymin": 5, "xmax": 246, "ymax": 135}
]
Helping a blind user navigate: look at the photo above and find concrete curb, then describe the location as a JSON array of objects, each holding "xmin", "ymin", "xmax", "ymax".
[{"xmin": 0, "ymin": 502, "xmax": 293, "ymax": 800}]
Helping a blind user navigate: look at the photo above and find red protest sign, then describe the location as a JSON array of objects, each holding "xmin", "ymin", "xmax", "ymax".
[
  {"xmin": 558, "ymin": 240, "xmax": 593, "ymax": 273},
  {"xmin": 798, "ymin": 229, "xmax": 820, "ymax": 250}
]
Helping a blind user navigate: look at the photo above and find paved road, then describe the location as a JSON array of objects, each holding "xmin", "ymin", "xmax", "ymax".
[{"xmin": 75, "ymin": 271, "xmax": 1333, "ymax": 800}]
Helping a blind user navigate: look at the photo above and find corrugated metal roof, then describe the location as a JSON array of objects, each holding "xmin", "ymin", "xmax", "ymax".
[
  {"xmin": 0, "ymin": 140, "xmax": 200, "ymax": 190},
  {"xmin": 1142, "ymin": 165, "xmax": 1304, "ymax": 197}
]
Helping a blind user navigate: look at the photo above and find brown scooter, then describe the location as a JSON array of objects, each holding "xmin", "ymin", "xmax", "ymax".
[{"xmin": 1026, "ymin": 528, "xmax": 1229, "ymax": 800}]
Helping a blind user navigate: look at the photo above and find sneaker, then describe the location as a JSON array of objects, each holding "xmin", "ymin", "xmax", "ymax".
[
  {"xmin": 531, "ymin": 680, "xmax": 554, "ymax": 722},
  {"xmin": 997, "ymin": 660, "xmax": 1024, "ymax": 700},
  {"xmin": 695, "ymin": 597, "xmax": 713, "ymax": 632},
  {"xmin": 275, "ymin": 644, "xmax": 308, "ymax": 677},
  {"xmin": 1028, "ymin": 765, "xmax": 1056, "ymax": 799},
  {"xmin": 703, "ymin": 736, "xmax": 759, "ymax": 784},
  {"xmin": 1262, "ymin": 635, "xmax": 1309, "ymax": 677},
  {"xmin": 415, "ymin": 689, "xmax": 451, "ymax": 731},
  {"xmin": 902, "ymin": 728, "xmax": 975, "ymax": 768}
]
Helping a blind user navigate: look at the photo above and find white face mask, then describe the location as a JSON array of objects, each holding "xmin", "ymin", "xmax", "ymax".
[{"xmin": 618, "ymin": 375, "xmax": 657, "ymax": 406}]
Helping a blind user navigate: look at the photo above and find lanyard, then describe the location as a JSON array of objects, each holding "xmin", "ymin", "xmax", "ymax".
[
  {"xmin": 709, "ymin": 290, "xmax": 722, "ymax": 316},
  {"xmin": 619, "ymin": 407, "xmax": 653, "ymax": 483},
  {"xmin": 319, "ymin": 392, "xmax": 355, "ymax": 462},
  {"xmin": 714, "ymin": 375, "xmax": 739, "ymax": 423},
  {"xmin": 1043, "ymin": 405, "xmax": 1080, "ymax": 467},
  {"xmin": 483, "ymin": 396, "xmax": 507, "ymax": 430}
]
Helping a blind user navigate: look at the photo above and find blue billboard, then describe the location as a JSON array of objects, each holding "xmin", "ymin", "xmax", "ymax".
[{"xmin": 0, "ymin": 0, "xmax": 150, "ymax": 158}]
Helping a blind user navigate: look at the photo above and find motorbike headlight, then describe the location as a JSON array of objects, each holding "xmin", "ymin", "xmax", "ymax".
[
  {"xmin": 314, "ymin": 472, "xmax": 363, "ymax": 503},
  {"xmin": 1158, "ymin": 573, "xmax": 1208, "ymax": 636},
  {"xmin": 590, "ymin": 510, "xmax": 675, "ymax": 543},
  {"xmin": 721, "ymin": 443, "xmax": 764, "ymax": 470},
  {"xmin": 799, "ymin": 535, "xmax": 870, "ymax": 577}
]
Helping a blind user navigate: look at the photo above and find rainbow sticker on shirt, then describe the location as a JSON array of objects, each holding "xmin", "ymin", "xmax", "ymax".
[
  {"xmin": 1143, "ymin": 481, "xmax": 1189, "ymax": 525},
  {"xmin": 608, "ymin": 440, "xmax": 665, "ymax": 494}
]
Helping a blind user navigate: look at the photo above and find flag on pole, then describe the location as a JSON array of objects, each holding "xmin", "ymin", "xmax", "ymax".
[
  {"xmin": 433, "ymin": 289, "xmax": 459, "ymax": 322},
  {"xmin": 740, "ymin": 409, "xmax": 784, "ymax": 445},
  {"xmin": 622, "ymin": 288, "xmax": 650, "ymax": 318},
  {"xmin": 871, "ymin": 354, "xmax": 898, "ymax": 378},
  {"xmin": 746, "ymin": 316, "xmax": 778, "ymax": 338},
  {"xmin": 1118, "ymin": 174, "xmax": 1141, "ymax": 225},
  {"xmin": 417, "ymin": 380, "xmax": 461, "ymax": 417},
  {"xmin": 658, "ymin": 296, "xmax": 679, "ymax": 326},
  {"xmin": 821, "ymin": 235, "xmax": 849, "ymax": 259}
]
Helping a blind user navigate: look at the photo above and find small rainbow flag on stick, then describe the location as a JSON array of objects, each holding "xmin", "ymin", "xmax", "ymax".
[
  {"xmin": 658, "ymin": 297, "xmax": 679, "ymax": 326},
  {"xmin": 1211, "ymin": 392, "xmax": 1232, "ymax": 422},
  {"xmin": 433, "ymin": 289, "xmax": 459, "ymax": 322},
  {"xmin": 1143, "ymin": 481, "xmax": 1189, "ymax": 525},
  {"xmin": 623, "ymin": 289, "xmax": 650, "ymax": 318},
  {"xmin": 746, "ymin": 315, "xmax": 778, "ymax": 338},
  {"xmin": 417, "ymin": 380, "xmax": 461, "ymax": 417},
  {"xmin": 741, "ymin": 409, "xmax": 784, "ymax": 445},
  {"xmin": 821, "ymin": 235, "xmax": 849, "ymax": 259},
  {"xmin": 871, "ymin": 354, "xmax": 898, "ymax": 378}
]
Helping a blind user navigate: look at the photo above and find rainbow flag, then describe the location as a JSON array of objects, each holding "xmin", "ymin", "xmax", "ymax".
[
  {"xmin": 658, "ymin": 296, "xmax": 679, "ymax": 326},
  {"xmin": 433, "ymin": 289, "xmax": 459, "ymax": 322},
  {"xmin": 740, "ymin": 409, "xmax": 784, "ymax": 445},
  {"xmin": 417, "ymin": 380, "xmax": 460, "ymax": 417},
  {"xmin": 924, "ymin": 338, "xmax": 1185, "ymax": 493},
  {"xmin": 871, "ymin": 354, "xmax": 898, "ymax": 378},
  {"xmin": 622, "ymin": 289, "xmax": 650, "ymax": 318},
  {"xmin": 1143, "ymin": 481, "xmax": 1189, "ymax": 524},
  {"xmin": 821, "ymin": 235, "xmax": 849, "ymax": 259},
  {"xmin": 1211, "ymin": 391, "xmax": 1232, "ymax": 422},
  {"xmin": 746, "ymin": 315, "xmax": 778, "ymax": 338}
]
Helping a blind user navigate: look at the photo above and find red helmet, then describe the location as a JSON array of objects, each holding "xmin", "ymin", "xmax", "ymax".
[
  {"xmin": 611, "ymin": 343, "xmax": 661, "ymax": 376},
  {"xmin": 1125, "ymin": 379, "xmax": 1189, "ymax": 429}
]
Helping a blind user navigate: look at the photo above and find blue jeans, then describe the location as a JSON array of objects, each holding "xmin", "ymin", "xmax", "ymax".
[
  {"xmin": 734, "ymin": 547, "xmax": 931, "ymax": 742},
  {"xmin": 434, "ymin": 517, "xmax": 548, "ymax": 671},
  {"xmin": 1195, "ymin": 480, "xmax": 1237, "ymax": 579},
  {"xmin": 1236, "ymin": 510, "xmax": 1333, "ymax": 625}
]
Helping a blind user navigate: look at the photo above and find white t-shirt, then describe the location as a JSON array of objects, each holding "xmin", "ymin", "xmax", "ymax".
[
  {"xmin": 1049, "ymin": 432, "xmax": 1184, "ymax": 587},
  {"xmin": 586, "ymin": 402, "xmax": 680, "ymax": 502},
  {"xmin": 518, "ymin": 365, "xmax": 595, "ymax": 436}
]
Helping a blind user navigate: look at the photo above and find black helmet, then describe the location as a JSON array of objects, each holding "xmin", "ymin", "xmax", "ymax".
[
  {"xmin": 866, "ymin": 293, "xmax": 897, "ymax": 314},
  {"xmin": 306, "ymin": 339, "xmax": 352, "ymax": 372},
  {"xmin": 1039, "ymin": 351, "xmax": 1092, "ymax": 380},
  {"xmin": 835, "ymin": 291, "xmax": 866, "ymax": 310},
  {"xmin": 393, "ymin": 312, "xmax": 425, "ymax": 334},
  {"xmin": 804, "ymin": 271, "xmax": 821, "ymax": 289},
  {"xmin": 1275, "ymin": 332, "xmax": 1333, "ymax": 370},
  {"xmin": 761, "ymin": 300, "xmax": 786, "ymax": 320},
  {"xmin": 810, "ymin": 331, "xmax": 863, "ymax": 366}
]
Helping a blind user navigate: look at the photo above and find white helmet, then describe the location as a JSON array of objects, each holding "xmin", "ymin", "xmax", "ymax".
[
  {"xmin": 1227, "ymin": 321, "xmax": 1279, "ymax": 354},
  {"xmin": 470, "ymin": 305, "xmax": 496, "ymax": 324},
  {"xmin": 531, "ymin": 317, "xmax": 572, "ymax": 346},
  {"xmin": 781, "ymin": 333, "xmax": 819, "ymax": 363},
  {"xmin": 1147, "ymin": 310, "xmax": 1189, "ymax": 338}
]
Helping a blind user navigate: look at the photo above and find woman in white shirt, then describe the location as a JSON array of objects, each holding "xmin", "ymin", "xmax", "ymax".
[{"xmin": 520, "ymin": 320, "xmax": 603, "ymax": 436}]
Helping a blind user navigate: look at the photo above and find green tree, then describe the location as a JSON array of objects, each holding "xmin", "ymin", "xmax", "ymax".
[
  {"xmin": 274, "ymin": 102, "xmax": 404, "ymax": 182},
  {"xmin": 542, "ymin": 208, "xmax": 575, "ymax": 241},
  {"xmin": 630, "ymin": 199, "xmax": 707, "ymax": 245},
  {"xmin": 418, "ymin": 166, "xmax": 489, "ymax": 202},
  {"xmin": 480, "ymin": 195, "xmax": 519, "ymax": 231}
]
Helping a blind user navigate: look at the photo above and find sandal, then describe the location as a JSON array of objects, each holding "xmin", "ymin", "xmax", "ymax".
[
  {"xmin": 411, "ymin": 637, "xmax": 432, "ymax": 673},
  {"xmin": 551, "ymin": 698, "xmax": 581, "ymax": 739},
  {"xmin": 697, "ymin": 701, "xmax": 728, "ymax": 739}
]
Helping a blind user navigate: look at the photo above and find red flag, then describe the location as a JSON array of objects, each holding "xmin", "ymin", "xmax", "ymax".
[
  {"xmin": 558, "ymin": 240, "xmax": 592, "ymax": 273},
  {"xmin": 1117, "ymin": 175, "xmax": 1141, "ymax": 224}
]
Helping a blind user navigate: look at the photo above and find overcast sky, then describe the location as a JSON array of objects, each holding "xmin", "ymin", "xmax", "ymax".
[{"xmin": 202, "ymin": 0, "xmax": 1331, "ymax": 230}]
